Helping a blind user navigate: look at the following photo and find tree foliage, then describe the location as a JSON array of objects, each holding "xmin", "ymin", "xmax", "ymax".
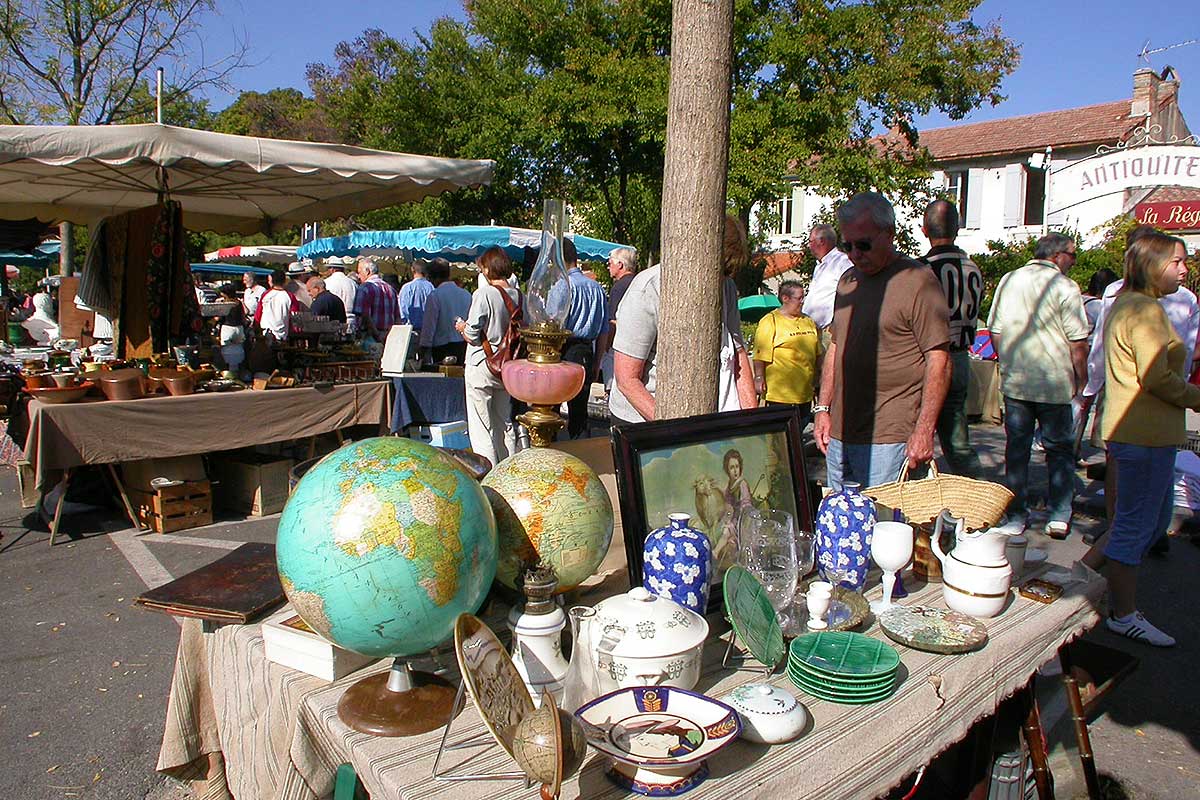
[
  {"xmin": 0, "ymin": 0, "xmax": 248, "ymax": 125},
  {"xmin": 301, "ymin": 0, "xmax": 1017, "ymax": 259},
  {"xmin": 212, "ymin": 88, "xmax": 333, "ymax": 141}
]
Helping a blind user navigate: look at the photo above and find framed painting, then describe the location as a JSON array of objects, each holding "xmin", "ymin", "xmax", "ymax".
[{"xmin": 611, "ymin": 406, "xmax": 814, "ymax": 607}]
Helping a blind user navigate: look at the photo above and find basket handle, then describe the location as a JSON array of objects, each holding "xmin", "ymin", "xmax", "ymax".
[{"xmin": 895, "ymin": 460, "xmax": 945, "ymax": 519}]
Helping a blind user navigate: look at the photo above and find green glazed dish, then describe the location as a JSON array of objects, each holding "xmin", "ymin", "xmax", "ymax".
[
  {"xmin": 789, "ymin": 631, "xmax": 900, "ymax": 679},
  {"xmin": 724, "ymin": 566, "xmax": 786, "ymax": 669}
]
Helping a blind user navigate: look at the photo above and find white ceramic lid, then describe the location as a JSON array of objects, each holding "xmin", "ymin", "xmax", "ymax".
[
  {"xmin": 724, "ymin": 683, "xmax": 800, "ymax": 716},
  {"xmin": 591, "ymin": 587, "xmax": 709, "ymax": 658}
]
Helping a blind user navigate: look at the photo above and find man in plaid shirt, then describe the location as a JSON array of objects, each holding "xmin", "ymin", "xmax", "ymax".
[{"xmin": 353, "ymin": 258, "xmax": 398, "ymax": 341}]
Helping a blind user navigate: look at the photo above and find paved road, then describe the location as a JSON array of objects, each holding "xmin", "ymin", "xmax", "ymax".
[{"xmin": 0, "ymin": 424, "xmax": 1196, "ymax": 800}]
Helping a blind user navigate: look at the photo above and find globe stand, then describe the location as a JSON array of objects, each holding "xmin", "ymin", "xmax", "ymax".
[
  {"xmin": 432, "ymin": 679, "xmax": 531, "ymax": 784},
  {"xmin": 338, "ymin": 659, "xmax": 458, "ymax": 737}
]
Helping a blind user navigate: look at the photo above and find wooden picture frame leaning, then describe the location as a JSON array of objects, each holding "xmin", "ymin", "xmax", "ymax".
[{"xmin": 610, "ymin": 406, "xmax": 814, "ymax": 610}]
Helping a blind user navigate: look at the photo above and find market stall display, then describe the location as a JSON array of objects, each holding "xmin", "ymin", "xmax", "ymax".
[{"xmin": 277, "ymin": 436, "xmax": 499, "ymax": 735}]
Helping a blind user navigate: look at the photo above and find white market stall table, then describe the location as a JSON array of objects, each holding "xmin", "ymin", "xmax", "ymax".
[
  {"xmin": 156, "ymin": 559, "xmax": 1106, "ymax": 800},
  {"xmin": 19, "ymin": 381, "xmax": 392, "ymax": 543}
]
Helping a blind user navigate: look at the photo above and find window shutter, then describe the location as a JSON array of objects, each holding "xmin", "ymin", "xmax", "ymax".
[
  {"xmin": 1003, "ymin": 164, "xmax": 1023, "ymax": 228},
  {"xmin": 965, "ymin": 169, "xmax": 983, "ymax": 229}
]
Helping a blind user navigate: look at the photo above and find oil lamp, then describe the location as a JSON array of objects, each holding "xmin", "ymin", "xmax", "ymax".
[{"xmin": 500, "ymin": 199, "xmax": 586, "ymax": 446}]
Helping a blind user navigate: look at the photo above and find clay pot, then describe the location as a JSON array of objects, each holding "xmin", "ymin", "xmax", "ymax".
[{"xmin": 22, "ymin": 371, "xmax": 52, "ymax": 389}]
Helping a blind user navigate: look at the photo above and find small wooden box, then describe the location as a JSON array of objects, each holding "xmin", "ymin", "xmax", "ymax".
[{"xmin": 130, "ymin": 480, "xmax": 213, "ymax": 533}]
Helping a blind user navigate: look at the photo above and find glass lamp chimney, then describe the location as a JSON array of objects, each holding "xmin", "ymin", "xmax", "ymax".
[{"xmin": 526, "ymin": 199, "xmax": 573, "ymax": 329}]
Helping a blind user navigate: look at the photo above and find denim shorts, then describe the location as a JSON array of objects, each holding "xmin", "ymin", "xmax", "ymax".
[{"xmin": 1104, "ymin": 442, "xmax": 1177, "ymax": 566}]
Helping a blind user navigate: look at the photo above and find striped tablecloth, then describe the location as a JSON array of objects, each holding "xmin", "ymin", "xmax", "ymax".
[{"xmin": 157, "ymin": 560, "xmax": 1105, "ymax": 800}]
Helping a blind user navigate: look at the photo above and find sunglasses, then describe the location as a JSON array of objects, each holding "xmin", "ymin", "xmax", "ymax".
[{"xmin": 837, "ymin": 239, "xmax": 873, "ymax": 253}]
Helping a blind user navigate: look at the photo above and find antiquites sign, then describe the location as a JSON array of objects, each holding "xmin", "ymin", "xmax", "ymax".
[{"xmin": 1050, "ymin": 145, "xmax": 1200, "ymax": 212}]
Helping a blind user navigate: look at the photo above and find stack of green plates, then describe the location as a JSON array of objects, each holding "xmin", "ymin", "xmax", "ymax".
[{"xmin": 787, "ymin": 631, "xmax": 901, "ymax": 705}]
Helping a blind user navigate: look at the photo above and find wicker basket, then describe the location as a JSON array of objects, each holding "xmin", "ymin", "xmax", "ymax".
[{"xmin": 864, "ymin": 463, "xmax": 1013, "ymax": 530}]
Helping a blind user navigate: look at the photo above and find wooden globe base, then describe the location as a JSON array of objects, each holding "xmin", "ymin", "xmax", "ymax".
[{"xmin": 337, "ymin": 669, "xmax": 457, "ymax": 736}]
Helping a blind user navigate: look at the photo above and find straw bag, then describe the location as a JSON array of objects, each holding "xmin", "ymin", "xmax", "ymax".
[{"xmin": 864, "ymin": 462, "xmax": 1013, "ymax": 530}]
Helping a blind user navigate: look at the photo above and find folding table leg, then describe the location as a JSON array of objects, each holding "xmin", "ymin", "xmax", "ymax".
[
  {"xmin": 47, "ymin": 469, "xmax": 72, "ymax": 547},
  {"xmin": 106, "ymin": 464, "xmax": 144, "ymax": 531},
  {"xmin": 1058, "ymin": 645, "xmax": 1102, "ymax": 799},
  {"xmin": 1020, "ymin": 680, "xmax": 1055, "ymax": 800}
]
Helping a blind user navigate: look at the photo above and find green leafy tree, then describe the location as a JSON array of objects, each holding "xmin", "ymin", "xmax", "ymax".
[{"xmin": 213, "ymin": 88, "xmax": 333, "ymax": 142}]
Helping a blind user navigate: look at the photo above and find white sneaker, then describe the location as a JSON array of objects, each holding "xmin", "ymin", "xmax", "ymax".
[
  {"xmin": 1105, "ymin": 612, "xmax": 1176, "ymax": 647},
  {"xmin": 995, "ymin": 516, "xmax": 1027, "ymax": 535}
]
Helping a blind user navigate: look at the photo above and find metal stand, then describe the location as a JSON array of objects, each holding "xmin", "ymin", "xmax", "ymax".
[
  {"xmin": 431, "ymin": 680, "xmax": 531, "ymax": 785},
  {"xmin": 720, "ymin": 627, "xmax": 775, "ymax": 677}
]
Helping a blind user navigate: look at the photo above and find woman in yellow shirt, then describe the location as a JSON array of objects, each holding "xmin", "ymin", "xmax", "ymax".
[
  {"xmin": 752, "ymin": 281, "xmax": 823, "ymax": 427},
  {"xmin": 1081, "ymin": 232, "xmax": 1198, "ymax": 647}
]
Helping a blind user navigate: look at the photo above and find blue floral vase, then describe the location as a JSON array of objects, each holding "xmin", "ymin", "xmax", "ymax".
[
  {"xmin": 815, "ymin": 482, "xmax": 876, "ymax": 591},
  {"xmin": 643, "ymin": 513, "xmax": 711, "ymax": 612}
]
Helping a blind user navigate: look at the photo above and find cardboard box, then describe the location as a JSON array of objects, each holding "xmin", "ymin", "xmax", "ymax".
[
  {"xmin": 212, "ymin": 453, "xmax": 293, "ymax": 516},
  {"xmin": 262, "ymin": 606, "xmax": 375, "ymax": 681},
  {"xmin": 410, "ymin": 421, "xmax": 470, "ymax": 450}
]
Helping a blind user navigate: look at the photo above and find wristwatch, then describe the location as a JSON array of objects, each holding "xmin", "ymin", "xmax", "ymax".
[{"xmin": 812, "ymin": 404, "xmax": 831, "ymax": 414}]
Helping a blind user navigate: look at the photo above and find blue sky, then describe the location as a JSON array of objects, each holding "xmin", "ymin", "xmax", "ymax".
[{"xmin": 210, "ymin": 1, "xmax": 1199, "ymax": 134}]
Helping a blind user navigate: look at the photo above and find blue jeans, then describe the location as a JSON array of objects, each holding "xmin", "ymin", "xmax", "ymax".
[
  {"xmin": 936, "ymin": 350, "xmax": 982, "ymax": 477},
  {"xmin": 826, "ymin": 438, "xmax": 910, "ymax": 490},
  {"xmin": 1003, "ymin": 397, "xmax": 1074, "ymax": 523},
  {"xmin": 1105, "ymin": 442, "xmax": 1176, "ymax": 566}
]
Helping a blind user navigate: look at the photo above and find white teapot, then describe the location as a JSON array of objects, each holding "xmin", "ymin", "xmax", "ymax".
[{"xmin": 931, "ymin": 510, "xmax": 1013, "ymax": 618}]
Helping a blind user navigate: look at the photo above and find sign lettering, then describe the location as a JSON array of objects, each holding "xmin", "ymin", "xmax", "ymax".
[
  {"xmin": 1049, "ymin": 145, "xmax": 1200, "ymax": 213},
  {"xmin": 1134, "ymin": 201, "xmax": 1200, "ymax": 230}
]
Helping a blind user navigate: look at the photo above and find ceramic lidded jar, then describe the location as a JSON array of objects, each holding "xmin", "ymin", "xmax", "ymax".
[
  {"xmin": 815, "ymin": 482, "xmax": 876, "ymax": 591},
  {"xmin": 721, "ymin": 684, "xmax": 808, "ymax": 744},
  {"xmin": 590, "ymin": 587, "xmax": 709, "ymax": 692},
  {"xmin": 642, "ymin": 512, "xmax": 712, "ymax": 612}
]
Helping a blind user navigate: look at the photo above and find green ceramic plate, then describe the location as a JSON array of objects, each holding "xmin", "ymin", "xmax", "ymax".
[
  {"xmin": 878, "ymin": 605, "xmax": 988, "ymax": 655},
  {"xmin": 787, "ymin": 662, "xmax": 896, "ymax": 692},
  {"xmin": 789, "ymin": 631, "xmax": 900, "ymax": 679},
  {"xmin": 788, "ymin": 668, "xmax": 896, "ymax": 698},
  {"xmin": 724, "ymin": 566, "xmax": 786, "ymax": 669},
  {"xmin": 789, "ymin": 671, "xmax": 897, "ymax": 704},
  {"xmin": 787, "ymin": 654, "xmax": 898, "ymax": 685}
]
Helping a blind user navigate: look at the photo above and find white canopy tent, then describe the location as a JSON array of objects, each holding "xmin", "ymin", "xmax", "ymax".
[
  {"xmin": 202, "ymin": 245, "xmax": 299, "ymax": 265},
  {"xmin": 0, "ymin": 124, "xmax": 494, "ymax": 234}
]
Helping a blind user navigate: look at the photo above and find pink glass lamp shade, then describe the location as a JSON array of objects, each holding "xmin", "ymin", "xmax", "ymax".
[{"xmin": 502, "ymin": 359, "xmax": 585, "ymax": 406}]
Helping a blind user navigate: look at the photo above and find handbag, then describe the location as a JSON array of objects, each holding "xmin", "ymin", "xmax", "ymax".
[{"xmin": 480, "ymin": 288, "xmax": 524, "ymax": 378}]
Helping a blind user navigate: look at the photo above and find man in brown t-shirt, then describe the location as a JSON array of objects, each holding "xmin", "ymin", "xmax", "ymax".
[{"xmin": 813, "ymin": 192, "xmax": 951, "ymax": 490}]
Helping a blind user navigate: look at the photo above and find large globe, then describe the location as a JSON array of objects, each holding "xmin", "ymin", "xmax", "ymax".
[
  {"xmin": 482, "ymin": 448, "xmax": 613, "ymax": 593},
  {"xmin": 276, "ymin": 437, "xmax": 498, "ymax": 658}
]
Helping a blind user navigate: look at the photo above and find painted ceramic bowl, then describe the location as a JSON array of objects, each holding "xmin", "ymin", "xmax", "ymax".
[
  {"xmin": 576, "ymin": 686, "xmax": 740, "ymax": 796},
  {"xmin": 590, "ymin": 588, "xmax": 709, "ymax": 692}
]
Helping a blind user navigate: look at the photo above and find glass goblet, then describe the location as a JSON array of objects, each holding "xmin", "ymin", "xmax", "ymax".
[
  {"xmin": 745, "ymin": 521, "xmax": 800, "ymax": 636},
  {"xmin": 869, "ymin": 521, "xmax": 915, "ymax": 614}
]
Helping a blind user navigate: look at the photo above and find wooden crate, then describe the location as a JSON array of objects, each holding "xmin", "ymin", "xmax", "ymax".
[{"xmin": 130, "ymin": 480, "xmax": 213, "ymax": 533}]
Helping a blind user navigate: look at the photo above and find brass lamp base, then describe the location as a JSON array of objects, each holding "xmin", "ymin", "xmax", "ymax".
[
  {"xmin": 518, "ymin": 405, "xmax": 567, "ymax": 447},
  {"xmin": 521, "ymin": 322, "xmax": 572, "ymax": 364}
]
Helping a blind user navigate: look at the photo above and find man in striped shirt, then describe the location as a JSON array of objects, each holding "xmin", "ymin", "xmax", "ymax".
[{"xmin": 352, "ymin": 258, "xmax": 398, "ymax": 342}]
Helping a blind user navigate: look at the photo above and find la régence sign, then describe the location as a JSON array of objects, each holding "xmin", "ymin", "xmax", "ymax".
[{"xmin": 1049, "ymin": 145, "xmax": 1200, "ymax": 212}]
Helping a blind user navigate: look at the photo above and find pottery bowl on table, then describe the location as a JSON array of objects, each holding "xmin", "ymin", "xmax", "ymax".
[
  {"xmin": 50, "ymin": 370, "xmax": 80, "ymax": 388},
  {"xmin": 96, "ymin": 369, "xmax": 147, "ymax": 401},
  {"xmin": 21, "ymin": 370, "xmax": 52, "ymax": 389},
  {"xmin": 590, "ymin": 587, "xmax": 709, "ymax": 692},
  {"xmin": 25, "ymin": 381, "xmax": 94, "ymax": 404}
]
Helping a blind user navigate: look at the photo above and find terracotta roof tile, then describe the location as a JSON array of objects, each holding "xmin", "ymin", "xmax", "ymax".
[
  {"xmin": 759, "ymin": 251, "xmax": 808, "ymax": 279},
  {"xmin": 919, "ymin": 100, "xmax": 1140, "ymax": 161},
  {"xmin": 1142, "ymin": 185, "xmax": 1200, "ymax": 204}
]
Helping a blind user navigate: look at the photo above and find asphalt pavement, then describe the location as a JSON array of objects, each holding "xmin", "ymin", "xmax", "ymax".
[{"xmin": 0, "ymin": 424, "xmax": 1197, "ymax": 800}]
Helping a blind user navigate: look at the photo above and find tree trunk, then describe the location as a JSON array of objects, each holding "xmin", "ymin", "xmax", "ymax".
[
  {"xmin": 656, "ymin": 0, "xmax": 735, "ymax": 420},
  {"xmin": 59, "ymin": 221, "xmax": 74, "ymax": 276}
]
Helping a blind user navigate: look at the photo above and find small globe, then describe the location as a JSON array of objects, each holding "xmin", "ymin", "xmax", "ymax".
[
  {"xmin": 482, "ymin": 448, "xmax": 614, "ymax": 593},
  {"xmin": 276, "ymin": 437, "xmax": 498, "ymax": 658},
  {"xmin": 511, "ymin": 700, "xmax": 588, "ymax": 788}
]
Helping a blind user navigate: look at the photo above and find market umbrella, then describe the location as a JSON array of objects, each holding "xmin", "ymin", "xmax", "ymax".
[
  {"xmin": 738, "ymin": 294, "xmax": 781, "ymax": 322},
  {"xmin": 0, "ymin": 240, "xmax": 59, "ymax": 267},
  {"xmin": 295, "ymin": 225, "xmax": 628, "ymax": 264},
  {"xmin": 0, "ymin": 124, "xmax": 494, "ymax": 235},
  {"xmin": 191, "ymin": 263, "xmax": 274, "ymax": 278},
  {"xmin": 203, "ymin": 245, "xmax": 298, "ymax": 265}
]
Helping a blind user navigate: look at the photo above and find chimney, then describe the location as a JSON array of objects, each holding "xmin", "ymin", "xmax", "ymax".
[
  {"xmin": 1158, "ymin": 66, "xmax": 1180, "ymax": 109},
  {"xmin": 1132, "ymin": 68, "xmax": 1159, "ymax": 117}
]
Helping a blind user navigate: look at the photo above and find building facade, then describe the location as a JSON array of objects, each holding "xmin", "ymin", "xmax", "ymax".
[{"xmin": 756, "ymin": 67, "xmax": 1198, "ymax": 279}]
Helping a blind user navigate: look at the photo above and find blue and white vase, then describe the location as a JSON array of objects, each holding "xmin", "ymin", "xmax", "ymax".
[
  {"xmin": 815, "ymin": 482, "xmax": 876, "ymax": 591},
  {"xmin": 643, "ymin": 513, "xmax": 711, "ymax": 612}
]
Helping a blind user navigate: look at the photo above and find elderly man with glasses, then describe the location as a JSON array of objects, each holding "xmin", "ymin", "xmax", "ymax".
[{"xmin": 813, "ymin": 192, "xmax": 951, "ymax": 490}]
